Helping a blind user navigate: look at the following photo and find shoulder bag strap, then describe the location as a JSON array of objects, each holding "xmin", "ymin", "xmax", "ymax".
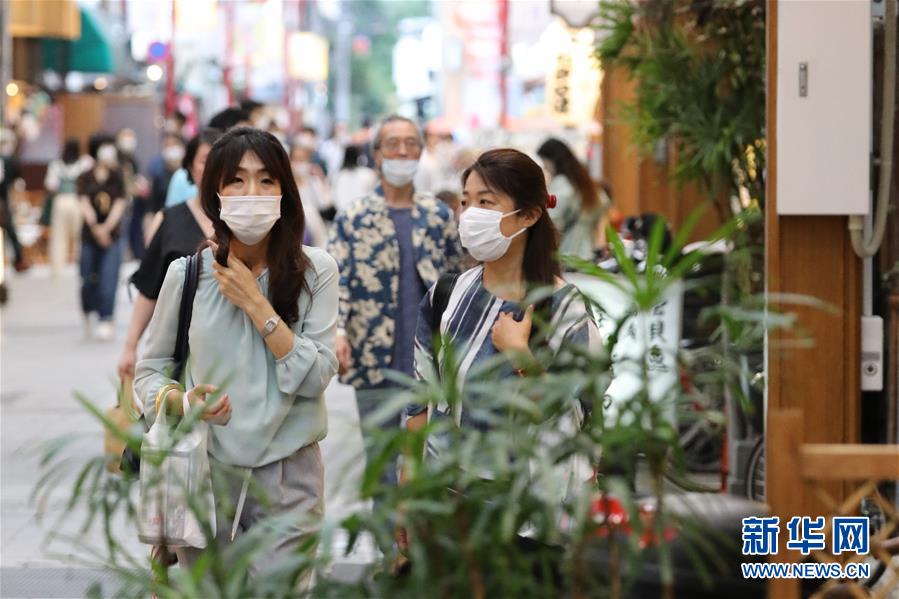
[
  {"xmin": 172, "ymin": 252, "xmax": 200, "ymax": 382},
  {"xmin": 431, "ymin": 272, "xmax": 459, "ymax": 340}
]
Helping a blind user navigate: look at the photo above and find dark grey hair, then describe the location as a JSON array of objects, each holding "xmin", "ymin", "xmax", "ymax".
[{"xmin": 371, "ymin": 114, "xmax": 423, "ymax": 150}]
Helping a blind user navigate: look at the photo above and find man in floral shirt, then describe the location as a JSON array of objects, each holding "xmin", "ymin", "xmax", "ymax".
[{"xmin": 328, "ymin": 115, "xmax": 463, "ymax": 489}]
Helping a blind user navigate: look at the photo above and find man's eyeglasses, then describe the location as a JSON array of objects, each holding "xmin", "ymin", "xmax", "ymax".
[{"xmin": 379, "ymin": 137, "xmax": 422, "ymax": 153}]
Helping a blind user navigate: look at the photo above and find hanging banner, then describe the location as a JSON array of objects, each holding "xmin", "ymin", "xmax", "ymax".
[{"xmin": 545, "ymin": 26, "xmax": 601, "ymax": 126}]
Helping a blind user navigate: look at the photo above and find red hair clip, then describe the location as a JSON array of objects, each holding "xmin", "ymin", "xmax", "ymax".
[{"xmin": 546, "ymin": 194, "xmax": 557, "ymax": 209}]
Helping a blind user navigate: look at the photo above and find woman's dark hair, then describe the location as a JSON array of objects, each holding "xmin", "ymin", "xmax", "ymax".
[
  {"xmin": 87, "ymin": 133, "xmax": 115, "ymax": 160},
  {"xmin": 62, "ymin": 138, "xmax": 80, "ymax": 164},
  {"xmin": 341, "ymin": 145, "xmax": 361, "ymax": 170},
  {"xmin": 183, "ymin": 128, "xmax": 223, "ymax": 184},
  {"xmin": 200, "ymin": 127, "xmax": 311, "ymax": 326},
  {"xmin": 536, "ymin": 138, "xmax": 598, "ymax": 212},
  {"xmin": 461, "ymin": 148, "xmax": 560, "ymax": 288}
]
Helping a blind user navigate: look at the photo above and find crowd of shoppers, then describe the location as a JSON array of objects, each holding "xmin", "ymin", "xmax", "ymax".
[{"xmin": 2, "ymin": 99, "xmax": 612, "ymax": 584}]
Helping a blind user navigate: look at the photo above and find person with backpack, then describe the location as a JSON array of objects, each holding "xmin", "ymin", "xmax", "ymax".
[
  {"xmin": 134, "ymin": 127, "xmax": 338, "ymax": 587},
  {"xmin": 401, "ymin": 149, "xmax": 598, "ymax": 549}
]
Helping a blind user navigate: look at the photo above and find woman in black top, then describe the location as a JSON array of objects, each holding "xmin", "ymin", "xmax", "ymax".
[
  {"xmin": 117, "ymin": 128, "xmax": 222, "ymax": 379},
  {"xmin": 79, "ymin": 134, "xmax": 127, "ymax": 341}
]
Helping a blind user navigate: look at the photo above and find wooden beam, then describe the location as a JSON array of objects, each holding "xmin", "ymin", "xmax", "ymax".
[{"xmin": 801, "ymin": 445, "xmax": 899, "ymax": 481}]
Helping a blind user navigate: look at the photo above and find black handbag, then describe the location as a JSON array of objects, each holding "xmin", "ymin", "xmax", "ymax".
[{"xmin": 120, "ymin": 252, "xmax": 200, "ymax": 474}]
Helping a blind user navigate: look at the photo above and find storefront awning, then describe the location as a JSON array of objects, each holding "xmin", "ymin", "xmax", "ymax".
[
  {"xmin": 10, "ymin": 0, "xmax": 80, "ymax": 40},
  {"xmin": 41, "ymin": 8, "xmax": 114, "ymax": 74}
]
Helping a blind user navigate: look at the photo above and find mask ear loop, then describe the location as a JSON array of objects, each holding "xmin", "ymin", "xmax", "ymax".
[
  {"xmin": 499, "ymin": 210, "xmax": 527, "ymax": 240},
  {"xmin": 506, "ymin": 227, "xmax": 528, "ymax": 241}
]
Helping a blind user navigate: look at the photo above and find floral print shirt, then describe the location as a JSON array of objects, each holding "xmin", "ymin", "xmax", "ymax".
[{"xmin": 327, "ymin": 189, "xmax": 463, "ymax": 388}]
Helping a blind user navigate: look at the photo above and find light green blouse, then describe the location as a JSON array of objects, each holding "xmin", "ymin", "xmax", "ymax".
[{"xmin": 134, "ymin": 246, "xmax": 339, "ymax": 468}]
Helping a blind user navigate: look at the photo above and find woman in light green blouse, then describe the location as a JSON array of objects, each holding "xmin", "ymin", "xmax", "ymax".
[
  {"xmin": 537, "ymin": 138, "xmax": 609, "ymax": 261},
  {"xmin": 134, "ymin": 127, "xmax": 339, "ymax": 584}
]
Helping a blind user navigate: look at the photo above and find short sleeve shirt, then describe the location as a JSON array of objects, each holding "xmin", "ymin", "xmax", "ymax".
[{"xmin": 78, "ymin": 169, "xmax": 125, "ymax": 244}]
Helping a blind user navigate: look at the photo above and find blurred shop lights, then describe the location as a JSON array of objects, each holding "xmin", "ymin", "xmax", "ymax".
[
  {"xmin": 94, "ymin": 77, "xmax": 109, "ymax": 91},
  {"xmin": 146, "ymin": 64, "xmax": 164, "ymax": 82},
  {"xmin": 6, "ymin": 83, "xmax": 19, "ymax": 97},
  {"xmin": 287, "ymin": 32, "xmax": 329, "ymax": 82}
]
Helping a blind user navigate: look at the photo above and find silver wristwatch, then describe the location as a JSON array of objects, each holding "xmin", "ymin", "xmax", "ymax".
[{"xmin": 261, "ymin": 315, "xmax": 281, "ymax": 338}]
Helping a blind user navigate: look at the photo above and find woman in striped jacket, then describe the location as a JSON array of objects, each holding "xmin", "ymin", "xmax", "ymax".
[{"xmin": 404, "ymin": 149, "xmax": 598, "ymax": 514}]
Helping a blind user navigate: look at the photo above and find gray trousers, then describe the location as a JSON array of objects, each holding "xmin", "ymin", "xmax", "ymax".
[
  {"xmin": 355, "ymin": 383, "xmax": 402, "ymax": 489},
  {"xmin": 175, "ymin": 442, "xmax": 324, "ymax": 588}
]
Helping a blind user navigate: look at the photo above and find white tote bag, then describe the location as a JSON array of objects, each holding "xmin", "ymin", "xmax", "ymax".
[{"xmin": 138, "ymin": 394, "xmax": 215, "ymax": 548}]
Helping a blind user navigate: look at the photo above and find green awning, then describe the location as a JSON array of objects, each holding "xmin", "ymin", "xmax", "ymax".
[{"xmin": 42, "ymin": 8, "xmax": 113, "ymax": 74}]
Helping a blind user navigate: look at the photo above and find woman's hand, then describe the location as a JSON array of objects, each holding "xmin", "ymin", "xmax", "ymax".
[
  {"xmin": 186, "ymin": 384, "xmax": 232, "ymax": 425},
  {"xmin": 118, "ymin": 346, "xmax": 136, "ymax": 380},
  {"xmin": 491, "ymin": 305, "xmax": 534, "ymax": 354},
  {"xmin": 212, "ymin": 254, "xmax": 266, "ymax": 313},
  {"xmin": 335, "ymin": 334, "xmax": 351, "ymax": 375},
  {"xmin": 91, "ymin": 224, "xmax": 112, "ymax": 248}
]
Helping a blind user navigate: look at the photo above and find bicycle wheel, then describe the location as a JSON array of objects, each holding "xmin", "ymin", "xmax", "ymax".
[{"xmin": 745, "ymin": 437, "xmax": 765, "ymax": 502}]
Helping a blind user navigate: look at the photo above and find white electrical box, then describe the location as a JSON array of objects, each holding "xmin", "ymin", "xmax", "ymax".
[
  {"xmin": 776, "ymin": 1, "xmax": 871, "ymax": 215},
  {"xmin": 861, "ymin": 315, "xmax": 884, "ymax": 391}
]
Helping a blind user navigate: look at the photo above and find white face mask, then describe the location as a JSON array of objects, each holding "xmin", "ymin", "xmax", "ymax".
[
  {"xmin": 380, "ymin": 158, "xmax": 418, "ymax": 187},
  {"xmin": 97, "ymin": 144, "xmax": 118, "ymax": 166},
  {"xmin": 218, "ymin": 194, "xmax": 282, "ymax": 246},
  {"xmin": 163, "ymin": 145, "xmax": 185, "ymax": 165},
  {"xmin": 459, "ymin": 207, "xmax": 527, "ymax": 262},
  {"xmin": 117, "ymin": 136, "xmax": 137, "ymax": 154}
]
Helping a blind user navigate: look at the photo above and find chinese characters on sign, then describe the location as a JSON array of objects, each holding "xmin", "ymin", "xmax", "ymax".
[{"xmin": 742, "ymin": 516, "xmax": 870, "ymax": 556}]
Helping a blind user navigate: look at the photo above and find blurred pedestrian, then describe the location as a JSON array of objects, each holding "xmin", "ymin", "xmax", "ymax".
[
  {"xmin": 147, "ymin": 133, "xmax": 185, "ymax": 217},
  {"xmin": 289, "ymin": 139, "xmax": 329, "ymax": 247},
  {"xmin": 163, "ymin": 158, "xmax": 197, "ymax": 209},
  {"xmin": 332, "ymin": 145, "xmax": 376, "ymax": 214},
  {"xmin": 44, "ymin": 138, "xmax": 92, "ymax": 276},
  {"xmin": 0, "ymin": 128, "xmax": 28, "ymax": 272},
  {"xmin": 118, "ymin": 128, "xmax": 223, "ymax": 380},
  {"xmin": 135, "ymin": 127, "xmax": 338, "ymax": 588},
  {"xmin": 115, "ymin": 128, "xmax": 148, "ymax": 261},
  {"xmin": 79, "ymin": 134, "xmax": 127, "ymax": 341},
  {"xmin": 320, "ymin": 122, "xmax": 348, "ymax": 181},
  {"xmin": 208, "ymin": 107, "xmax": 250, "ymax": 132},
  {"xmin": 297, "ymin": 126, "xmax": 330, "ymax": 175},
  {"xmin": 327, "ymin": 114, "xmax": 463, "ymax": 493},
  {"xmin": 536, "ymin": 138, "xmax": 609, "ymax": 261},
  {"xmin": 434, "ymin": 189, "xmax": 460, "ymax": 220},
  {"xmin": 413, "ymin": 121, "xmax": 456, "ymax": 194},
  {"xmin": 240, "ymin": 98, "xmax": 265, "ymax": 128},
  {"xmin": 164, "ymin": 110, "xmax": 187, "ymax": 138}
]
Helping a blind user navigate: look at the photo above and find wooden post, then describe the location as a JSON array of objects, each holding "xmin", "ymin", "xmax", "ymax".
[
  {"xmin": 767, "ymin": 409, "xmax": 804, "ymax": 599},
  {"xmin": 765, "ymin": 0, "xmax": 862, "ymax": 517}
]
